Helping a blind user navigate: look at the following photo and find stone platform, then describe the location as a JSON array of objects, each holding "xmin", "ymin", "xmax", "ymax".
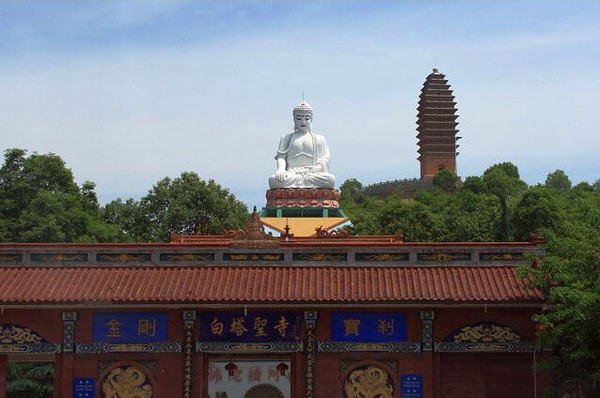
[{"xmin": 265, "ymin": 188, "xmax": 340, "ymax": 208}]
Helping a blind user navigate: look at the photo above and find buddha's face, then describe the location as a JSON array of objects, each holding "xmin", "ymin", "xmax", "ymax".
[{"xmin": 294, "ymin": 112, "xmax": 312, "ymax": 133}]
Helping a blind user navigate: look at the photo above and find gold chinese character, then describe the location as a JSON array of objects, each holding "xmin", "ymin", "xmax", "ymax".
[
  {"xmin": 377, "ymin": 318, "xmax": 394, "ymax": 336},
  {"xmin": 138, "ymin": 319, "xmax": 157, "ymax": 336},
  {"xmin": 343, "ymin": 319, "xmax": 361, "ymax": 336},
  {"xmin": 230, "ymin": 317, "xmax": 248, "ymax": 336},
  {"xmin": 106, "ymin": 319, "xmax": 122, "ymax": 338},
  {"xmin": 274, "ymin": 316, "xmax": 289, "ymax": 337},
  {"xmin": 211, "ymin": 317, "xmax": 224, "ymax": 335},
  {"xmin": 254, "ymin": 317, "xmax": 268, "ymax": 337}
]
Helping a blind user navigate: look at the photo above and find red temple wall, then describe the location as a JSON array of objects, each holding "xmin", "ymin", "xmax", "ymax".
[
  {"xmin": 0, "ymin": 306, "xmax": 546, "ymax": 398},
  {"xmin": 0, "ymin": 308, "xmax": 62, "ymax": 342}
]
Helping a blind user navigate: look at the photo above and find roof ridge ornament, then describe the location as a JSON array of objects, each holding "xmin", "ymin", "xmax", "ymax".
[
  {"xmin": 315, "ymin": 225, "xmax": 350, "ymax": 238},
  {"xmin": 226, "ymin": 206, "xmax": 279, "ymax": 248}
]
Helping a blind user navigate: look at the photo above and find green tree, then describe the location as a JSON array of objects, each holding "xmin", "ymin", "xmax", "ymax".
[
  {"xmin": 418, "ymin": 189, "xmax": 499, "ymax": 241},
  {"xmin": 106, "ymin": 172, "xmax": 249, "ymax": 242},
  {"xmin": 545, "ymin": 169, "xmax": 572, "ymax": 192},
  {"xmin": 102, "ymin": 198, "xmax": 145, "ymax": 242},
  {"xmin": 432, "ymin": 168, "xmax": 457, "ymax": 192},
  {"xmin": 517, "ymin": 182, "xmax": 600, "ymax": 396},
  {"xmin": 482, "ymin": 162, "xmax": 527, "ymax": 240},
  {"xmin": 512, "ymin": 186, "xmax": 564, "ymax": 241},
  {"xmin": 339, "ymin": 178, "xmax": 364, "ymax": 205},
  {"xmin": 592, "ymin": 178, "xmax": 600, "ymax": 194},
  {"xmin": 372, "ymin": 198, "xmax": 440, "ymax": 240},
  {"xmin": 525, "ymin": 229, "xmax": 600, "ymax": 397},
  {"xmin": 573, "ymin": 182, "xmax": 593, "ymax": 192},
  {"xmin": 340, "ymin": 194, "xmax": 383, "ymax": 235},
  {"xmin": 344, "ymin": 188, "xmax": 499, "ymax": 242},
  {"xmin": 462, "ymin": 175, "xmax": 487, "ymax": 194},
  {"xmin": 7, "ymin": 362, "xmax": 54, "ymax": 398},
  {"xmin": 0, "ymin": 149, "xmax": 122, "ymax": 242}
]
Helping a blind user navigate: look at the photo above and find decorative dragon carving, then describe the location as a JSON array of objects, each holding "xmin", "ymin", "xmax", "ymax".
[
  {"xmin": 101, "ymin": 366, "xmax": 153, "ymax": 398},
  {"xmin": 0, "ymin": 324, "xmax": 44, "ymax": 344},
  {"xmin": 452, "ymin": 323, "xmax": 522, "ymax": 343},
  {"xmin": 315, "ymin": 225, "xmax": 350, "ymax": 238},
  {"xmin": 344, "ymin": 366, "xmax": 393, "ymax": 398}
]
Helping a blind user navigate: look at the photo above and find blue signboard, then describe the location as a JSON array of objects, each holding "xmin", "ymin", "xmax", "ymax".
[
  {"xmin": 331, "ymin": 312, "xmax": 406, "ymax": 342},
  {"xmin": 93, "ymin": 312, "xmax": 168, "ymax": 342},
  {"xmin": 73, "ymin": 378, "xmax": 95, "ymax": 398},
  {"xmin": 401, "ymin": 374, "xmax": 423, "ymax": 398},
  {"xmin": 200, "ymin": 312, "xmax": 300, "ymax": 342}
]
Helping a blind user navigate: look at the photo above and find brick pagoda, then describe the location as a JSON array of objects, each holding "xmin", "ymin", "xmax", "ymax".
[{"xmin": 417, "ymin": 68, "xmax": 461, "ymax": 180}]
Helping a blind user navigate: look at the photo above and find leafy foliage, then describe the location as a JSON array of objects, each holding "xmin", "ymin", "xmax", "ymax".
[
  {"xmin": 104, "ymin": 172, "xmax": 249, "ymax": 242},
  {"xmin": 545, "ymin": 169, "xmax": 572, "ymax": 192},
  {"xmin": 522, "ymin": 204, "xmax": 600, "ymax": 396},
  {"xmin": 512, "ymin": 186, "xmax": 564, "ymax": 241},
  {"xmin": 0, "ymin": 149, "xmax": 249, "ymax": 243},
  {"xmin": 0, "ymin": 149, "xmax": 122, "ymax": 242},
  {"xmin": 482, "ymin": 162, "xmax": 528, "ymax": 240},
  {"xmin": 432, "ymin": 168, "xmax": 457, "ymax": 192},
  {"xmin": 341, "ymin": 184, "xmax": 499, "ymax": 241},
  {"xmin": 340, "ymin": 178, "xmax": 364, "ymax": 204},
  {"xmin": 7, "ymin": 362, "xmax": 54, "ymax": 398}
]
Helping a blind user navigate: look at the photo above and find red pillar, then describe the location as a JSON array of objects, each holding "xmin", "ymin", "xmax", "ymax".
[
  {"xmin": 54, "ymin": 353, "xmax": 74, "ymax": 398},
  {"xmin": 0, "ymin": 355, "xmax": 7, "ymax": 398},
  {"xmin": 422, "ymin": 351, "xmax": 434, "ymax": 398}
]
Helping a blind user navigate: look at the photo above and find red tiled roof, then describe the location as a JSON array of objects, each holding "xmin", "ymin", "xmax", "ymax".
[{"xmin": 0, "ymin": 266, "xmax": 544, "ymax": 305}]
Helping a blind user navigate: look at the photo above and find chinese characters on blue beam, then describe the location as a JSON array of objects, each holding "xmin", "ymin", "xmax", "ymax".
[
  {"xmin": 93, "ymin": 312, "xmax": 168, "ymax": 342},
  {"xmin": 331, "ymin": 313, "xmax": 407, "ymax": 342},
  {"xmin": 200, "ymin": 312, "xmax": 300, "ymax": 342}
]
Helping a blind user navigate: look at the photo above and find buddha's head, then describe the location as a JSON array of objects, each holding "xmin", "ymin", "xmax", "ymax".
[{"xmin": 293, "ymin": 101, "xmax": 313, "ymax": 133}]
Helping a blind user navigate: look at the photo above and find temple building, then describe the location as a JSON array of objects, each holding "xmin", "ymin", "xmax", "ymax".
[
  {"xmin": 0, "ymin": 220, "xmax": 547, "ymax": 398},
  {"xmin": 0, "ymin": 98, "xmax": 550, "ymax": 398},
  {"xmin": 364, "ymin": 68, "xmax": 461, "ymax": 198}
]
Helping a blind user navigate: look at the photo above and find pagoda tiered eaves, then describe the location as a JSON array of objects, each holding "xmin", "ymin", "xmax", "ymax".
[{"xmin": 416, "ymin": 68, "xmax": 460, "ymax": 179}]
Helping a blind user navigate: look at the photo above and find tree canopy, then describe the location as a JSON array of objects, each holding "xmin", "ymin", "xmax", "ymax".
[
  {"xmin": 520, "ymin": 190, "xmax": 600, "ymax": 397},
  {"xmin": 7, "ymin": 362, "xmax": 53, "ymax": 398},
  {"xmin": 432, "ymin": 168, "xmax": 458, "ymax": 192},
  {"xmin": 103, "ymin": 172, "xmax": 249, "ymax": 242},
  {"xmin": 0, "ymin": 149, "xmax": 249, "ymax": 243},
  {"xmin": 0, "ymin": 149, "xmax": 122, "ymax": 242},
  {"xmin": 545, "ymin": 169, "xmax": 572, "ymax": 192}
]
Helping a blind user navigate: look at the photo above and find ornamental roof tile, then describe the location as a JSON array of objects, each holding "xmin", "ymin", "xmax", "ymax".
[{"xmin": 0, "ymin": 266, "xmax": 544, "ymax": 305}]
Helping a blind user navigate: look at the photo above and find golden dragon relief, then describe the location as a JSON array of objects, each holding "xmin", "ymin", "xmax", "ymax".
[
  {"xmin": 0, "ymin": 325, "xmax": 43, "ymax": 344},
  {"xmin": 453, "ymin": 324, "xmax": 521, "ymax": 343},
  {"xmin": 102, "ymin": 367, "xmax": 152, "ymax": 398},
  {"xmin": 344, "ymin": 366, "xmax": 393, "ymax": 398}
]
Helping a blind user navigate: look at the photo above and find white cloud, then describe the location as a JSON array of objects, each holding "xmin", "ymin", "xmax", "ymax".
[{"xmin": 1, "ymin": 2, "xmax": 599, "ymax": 207}]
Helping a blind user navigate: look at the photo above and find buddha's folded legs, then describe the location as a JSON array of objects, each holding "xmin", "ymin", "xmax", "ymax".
[{"xmin": 269, "ymin": 172, "xmax": 335, "ymax": 189}]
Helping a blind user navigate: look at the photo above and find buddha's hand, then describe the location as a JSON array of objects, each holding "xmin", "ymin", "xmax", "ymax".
[
  {"xmin": 275, "ymin": 169, "xmax": 288, "ymax": 181},
  {"xmin": 302, "ymin": 165, "xmax": 323, "ymax": 173}
]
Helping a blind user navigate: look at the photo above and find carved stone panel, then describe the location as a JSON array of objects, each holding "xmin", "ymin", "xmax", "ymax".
[{"xmin": 343, "ymin": 365, "xmax": 393, "ymax": 398}]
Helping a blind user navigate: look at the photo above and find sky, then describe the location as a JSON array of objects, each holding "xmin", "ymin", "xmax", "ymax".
[{"xmin": 1, "ymin": 1, "xmax": 599, "ymax": 208}]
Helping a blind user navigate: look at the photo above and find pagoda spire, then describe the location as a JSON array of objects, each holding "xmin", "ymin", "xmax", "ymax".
[{"xmin": 416, "ymin": 68, "xmax": 460, "ymax": 180}]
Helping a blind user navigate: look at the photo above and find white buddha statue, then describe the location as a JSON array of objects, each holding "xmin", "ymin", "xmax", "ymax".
[{"xmin": 268, "ymin": 101, "xmax": 336, "ymax": 189}]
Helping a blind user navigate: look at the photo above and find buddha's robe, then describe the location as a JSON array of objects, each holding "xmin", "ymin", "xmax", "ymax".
[{"xmin": 268, "ymin": 131, "xmax": 335, "ymax": 189}]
